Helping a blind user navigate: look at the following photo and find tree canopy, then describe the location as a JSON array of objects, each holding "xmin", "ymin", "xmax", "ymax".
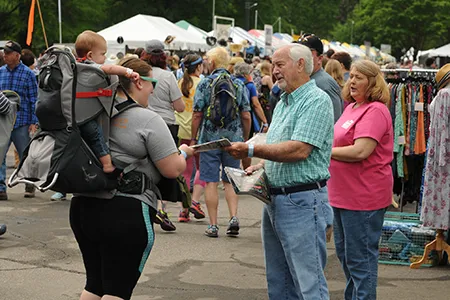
[{"xmin": 0, "ymin": 0, "xmax": 449, "ymax": 58}]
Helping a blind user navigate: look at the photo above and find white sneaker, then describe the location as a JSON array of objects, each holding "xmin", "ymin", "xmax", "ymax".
[{"xmin": 51, "ymin": 192, "xmax": 66, "ymax": 201}]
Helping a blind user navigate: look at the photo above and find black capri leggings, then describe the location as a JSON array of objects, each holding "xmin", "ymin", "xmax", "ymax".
[{"xmin": 70, "ymin": 195, "xmax": 156, "ymax": 300}]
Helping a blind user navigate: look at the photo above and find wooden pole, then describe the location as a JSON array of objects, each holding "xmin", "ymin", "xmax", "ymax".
[{"xmin": 36, "ymin": 0, "xmax": 48, "ymax": 48}]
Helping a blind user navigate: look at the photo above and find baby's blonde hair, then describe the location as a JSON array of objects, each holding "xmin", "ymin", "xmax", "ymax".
[{"xmin": 75, "ymin": 30, "xmax": 106, "ymax": 58}]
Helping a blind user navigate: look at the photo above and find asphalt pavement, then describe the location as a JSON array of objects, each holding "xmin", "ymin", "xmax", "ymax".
[{"xmin": 1, "ymin": 148, "xmax": 449, "ymax": 300}]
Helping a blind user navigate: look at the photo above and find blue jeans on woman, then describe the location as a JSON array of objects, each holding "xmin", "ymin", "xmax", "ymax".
[
  {"xmin": 262, "ymin": 186, "xmax": 333, "ymax": 300},
  {"xmin": 333, "ymin": 207, "xmax": 386, "ymax": 300}
]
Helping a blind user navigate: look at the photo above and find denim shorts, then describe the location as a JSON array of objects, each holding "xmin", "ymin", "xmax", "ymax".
[{"xmin": 199, "ymin": 149, "xmax": 240, "ymax": 183}]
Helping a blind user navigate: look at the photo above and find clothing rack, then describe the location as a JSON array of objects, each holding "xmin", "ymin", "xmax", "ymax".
[
  {"xmin": 384, "ymin": 74, "xmax": 436, "ymax": 213},
  {"xmin": 381, "ymin": 69, "xmax": 438, "ymax": 73}
]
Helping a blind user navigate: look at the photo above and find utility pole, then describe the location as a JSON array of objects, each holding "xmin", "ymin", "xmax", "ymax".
[
  {"xmin": 255, "ymin": 10, "xmax": 258, "ymax": 30},
  {"xmin": 245, "ymin": 1, "xmax": 258, "ymax": 30},
  {"xmin": 245, "ymin": 1, "xmax": 250, "ymax": 30},
  {"xmin": 58, "ymin": 0, "xmax": 62, "ymax": 43},
  {"xmin": 212, "ymin": 0, "xmax": 215, "ymax": 31}
]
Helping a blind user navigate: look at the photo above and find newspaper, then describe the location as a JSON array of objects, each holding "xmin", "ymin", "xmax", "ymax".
[
  {"xmin": 246, "ymin": 133, "xmax": 267, "ymax": 145},
  {"xmin": 191, "ymin": 138, "xmax": 232, "ymax": 152},
  {"xmin": 224, "ymin": 167, "xmax": 271, "ymax": 204}
]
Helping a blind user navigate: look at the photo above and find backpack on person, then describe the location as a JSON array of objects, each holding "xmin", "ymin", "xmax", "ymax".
[
  {"xmin": 205, "ymin": 72, "xmax": 239, "ymax": 128},
  {"xmin": 0, "ymin": 91, "xmax": 20, "ymax": 162},
  {"xmin": 250, "ymin": 68, "xmax": 262, "ymax": 97},
  {"xmin": 8, "ymin": 46, "xmax": 139, "ymax": 194}
]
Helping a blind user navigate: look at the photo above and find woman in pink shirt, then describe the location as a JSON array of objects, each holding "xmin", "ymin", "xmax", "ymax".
[{"xmin": 328, "ymin": 60, "xmax": 393, "ymax": 300}]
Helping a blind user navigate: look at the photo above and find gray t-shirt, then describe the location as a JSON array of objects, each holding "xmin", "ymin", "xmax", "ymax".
[
  {"xmin": 109, "ymin": 98, "xmax": 178, "ymax": 209},
  {"xmin": 311, "ymin": 68, "xmax": 343, "ymax": 123},
  {"xmin": 148, "ymin": 67, "xmax": 183, "ymax": 125}
]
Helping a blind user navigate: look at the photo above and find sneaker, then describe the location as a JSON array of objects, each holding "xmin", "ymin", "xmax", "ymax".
[
  {"xmin": 0, "ymin": 191, "xmax": 7, "ymax": 201},
  {"xmin": 154, "ymin": 210, "xmax": 176, "ymax": 231},
  {"xmin": 0, "ymin": 224, "xmax": 6, "ymax": 236},
  {"xmin": 205, "ymin": 225, "xmax": 219, "ymax": 238},
  {"xmin": 24, "ymin": 185, "xmax": 35, "ymax": 198},
  {"xmin": 178, "ymin": 210, "xmax": 190, "ymax": 222},
  {"xmin": 226, "ymin": 216, "xmax": 240, "ymax": 236},
  {"xmin": 51, "ymin": 192, "xmax": 66, "ymax": 201},
  {"xmin": 189, "ymin": 201, "xmax": 206, "ymax": 219}
]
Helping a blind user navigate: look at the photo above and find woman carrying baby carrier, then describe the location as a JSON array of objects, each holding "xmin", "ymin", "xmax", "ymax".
[{"xmin": 69, "ymin": 57, "xmax": 194, "ymax": 300}]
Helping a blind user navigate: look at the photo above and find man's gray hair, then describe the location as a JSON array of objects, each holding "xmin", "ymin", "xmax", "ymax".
[
  {"xmin": 234, "ymin": 62, "xmax": 253, "ymax": 76},
  {"xmin": 289, "ymin": 44, "xmax": 314, "ymax": 75}
]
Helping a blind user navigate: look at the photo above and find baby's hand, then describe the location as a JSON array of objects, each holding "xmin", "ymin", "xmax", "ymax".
[{"xmin": 131, "ymin": 72, "xmax": 140, "ymax": 82}]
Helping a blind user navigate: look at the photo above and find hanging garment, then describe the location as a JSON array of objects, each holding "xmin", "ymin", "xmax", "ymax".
[
  {"xmin": 420, "ymin": 87, "xmax": 450, "ymax": 229},
  {"xmin": 414, "ymin": 84, "xmax": 426, "ymax": 154},
  {"xmin": 405, "ymin": 84, "xmax": 411, "ymax": 156},
  {"xmin": 393, "ymin": 84, "xmax": 405, "ymax": 178}
]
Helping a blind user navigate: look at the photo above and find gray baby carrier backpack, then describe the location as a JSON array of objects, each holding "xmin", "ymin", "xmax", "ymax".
[{"xmin": 8, "ymin": 46, "xmax": 135, "ymax": 193}]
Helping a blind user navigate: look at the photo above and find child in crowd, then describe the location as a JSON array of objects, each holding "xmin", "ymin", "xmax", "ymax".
[{"xmin": 74, "ymin": 30, "xmax": 140, "ymax": 173}]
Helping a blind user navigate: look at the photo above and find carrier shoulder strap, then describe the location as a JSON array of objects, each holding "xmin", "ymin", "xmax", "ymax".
[{"xmin": 114, "ymin": 98, "xmax": 140, "ymax": 114}]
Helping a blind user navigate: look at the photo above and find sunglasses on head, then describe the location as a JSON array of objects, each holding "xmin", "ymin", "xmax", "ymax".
[{"xmin": 140, "ymin": 76, "xmax": 158, "ymax": 88}]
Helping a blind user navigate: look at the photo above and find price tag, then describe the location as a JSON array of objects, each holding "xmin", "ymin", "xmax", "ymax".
[
  {"xmin": 398, "ymin": 136, "xmax": 406, "ymax": 145},
  {"xmin": 415, "ymin": 102, "xmax": 424, "ymax": 112}
]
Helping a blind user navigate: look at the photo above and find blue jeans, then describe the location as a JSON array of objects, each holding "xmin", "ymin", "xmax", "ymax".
[
  {"xmin": 79, "ymin": 120, "xmax": 109, "ymax": 158},
  {"xmin": 333, "ymin": 207, "xmax": 386, "ymax": 300},
  {"xmin": 262, "ymin": 186, "xmax": 333, "ymax": 300},
  {"xmin": 0, "ymin": 125, "xmax": 31, "ymax": 192}
]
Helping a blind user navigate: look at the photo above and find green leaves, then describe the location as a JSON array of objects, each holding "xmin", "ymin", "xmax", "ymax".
[{"xmin": 0, "ymin": 0, "xmax": 448, "ymax": 58}]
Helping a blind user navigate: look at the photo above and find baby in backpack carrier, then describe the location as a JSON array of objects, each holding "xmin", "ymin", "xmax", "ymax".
[{"xmin": 75, "ymin": 30, "xmax": 140, "ymax": 173}]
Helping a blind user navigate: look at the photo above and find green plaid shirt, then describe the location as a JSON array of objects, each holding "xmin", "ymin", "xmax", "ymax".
[{"xmin": 265, "ymin": 79, "xmax": 334, "ymax": 188}]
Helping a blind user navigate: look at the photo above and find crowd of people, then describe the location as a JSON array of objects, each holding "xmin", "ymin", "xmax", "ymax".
[{"xmin": 1, "ymin": 30, "xmax": 449, "ymax": 300}]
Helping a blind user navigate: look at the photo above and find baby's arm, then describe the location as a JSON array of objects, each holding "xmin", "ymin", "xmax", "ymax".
[{"xmin": 100, "ymin": 65, "xmax": 140, "ymax": 81}]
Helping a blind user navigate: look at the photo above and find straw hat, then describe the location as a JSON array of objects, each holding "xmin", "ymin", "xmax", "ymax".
[
  {"xmin": 436, "ymin": 63, "xmax": 450, "ymax": 90},
  {"xmin": 229, "ymin": 43, "xmax": 243, "ymax": 53}
]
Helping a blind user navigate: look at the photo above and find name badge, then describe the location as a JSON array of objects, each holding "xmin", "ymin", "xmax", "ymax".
[{"xmin": 341, "ymin": 120, "xmax": 354, "ymax": 129}]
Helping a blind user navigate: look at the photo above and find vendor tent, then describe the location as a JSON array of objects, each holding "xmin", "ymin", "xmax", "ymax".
[
  {"xmin": 175, "ymin": 20, "xmax": 208, "ymax": 41},
  {"xmin": 248, "ymin": 29, "xmax": 290, "ymax": 50},
  {"xmin": 422, "ymin": 42, "xmax": 450, "ymax": 58},
  {"xmin": 97, "ymin": 14, "xmax": 210, "ymax": 55}
]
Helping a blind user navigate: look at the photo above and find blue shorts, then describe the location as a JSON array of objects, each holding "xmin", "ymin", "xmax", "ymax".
[{"xmin": 199, "ymin": 149, "xmax": 241, "ymax": 183}]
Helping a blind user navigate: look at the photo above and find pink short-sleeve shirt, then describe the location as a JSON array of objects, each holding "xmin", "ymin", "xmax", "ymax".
[{"xmin": 328, "ymin": 101, "xmax": 394, "ymax": 211}]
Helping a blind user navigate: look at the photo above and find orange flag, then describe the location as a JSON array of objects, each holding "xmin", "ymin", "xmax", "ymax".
[{"xmin": 26, "ymin": 0, "xmax": 36, "ymax": 46}]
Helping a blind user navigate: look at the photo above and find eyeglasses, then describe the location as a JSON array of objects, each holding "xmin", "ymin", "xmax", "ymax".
[{"xmin": 140, "ymin": 76, "xmax": 158, "ymax": 88}]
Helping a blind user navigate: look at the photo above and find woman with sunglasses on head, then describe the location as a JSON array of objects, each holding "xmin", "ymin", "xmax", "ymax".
[
  {"xmin": 175, "ymin": 54, "xmax": 207, "ymax": 222},
  {"xmin": 70, "ymin": 57, "xmax": 194, "ymax": 300}
]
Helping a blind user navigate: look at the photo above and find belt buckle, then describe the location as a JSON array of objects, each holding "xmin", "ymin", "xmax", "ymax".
[{"xmin": 281, "ymin": 187, "xmax": 287, "ymax": 194}]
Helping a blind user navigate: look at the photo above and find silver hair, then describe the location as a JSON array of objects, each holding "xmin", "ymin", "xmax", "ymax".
[
  {"xmin": 234, "ymin": 62, "xmax": 253, "ymax": 76},
  {"xmin": 288, "ymin": 44, "xmax": 314, "ymax": 75}
]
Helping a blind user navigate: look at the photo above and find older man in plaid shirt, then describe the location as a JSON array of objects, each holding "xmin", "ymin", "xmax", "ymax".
[
  {"xmin": 226, "ymin": 44, "xmax": 334, "ymax": 300},
  {"xmin": 0, "ymin": 41, "xmax": 38, "ymax": 200}
]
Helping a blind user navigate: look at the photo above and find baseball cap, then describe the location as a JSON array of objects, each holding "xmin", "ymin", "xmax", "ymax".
[
  {"xmin": 0, "ymin": 40, "xmax": 22, "ymax": 54},
  {"xmin": 298, "ymin": 34, "xmax": 323, "ymax": 55},
  {"xmin": 145, "ymin": 40, "xmax": 165, "ymax": 54}
]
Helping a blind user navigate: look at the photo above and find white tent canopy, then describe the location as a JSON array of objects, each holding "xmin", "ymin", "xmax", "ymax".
[
  {"xmin": 175, "ymin": 20, "xmax": 208, "ymax": 41},
  {"xmin": 209, "ymin": 27, "xmax": 265, "ymax": 49},
  {"xmin": 97, "ymin": 14, "xmax": 210, "ymax": 55},
  {"xmin": 427, "ymin": 43, "xmax": 450, "ymax": 58}
]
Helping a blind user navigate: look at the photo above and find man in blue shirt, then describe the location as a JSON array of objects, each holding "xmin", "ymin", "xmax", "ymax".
[
  {"xmin": 191, "ymin": 47, "xmax": 251, "ymax": 238},
  {"xmin": 0, "ymin": 41, "xmax": 38, "ymax": 200}
]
